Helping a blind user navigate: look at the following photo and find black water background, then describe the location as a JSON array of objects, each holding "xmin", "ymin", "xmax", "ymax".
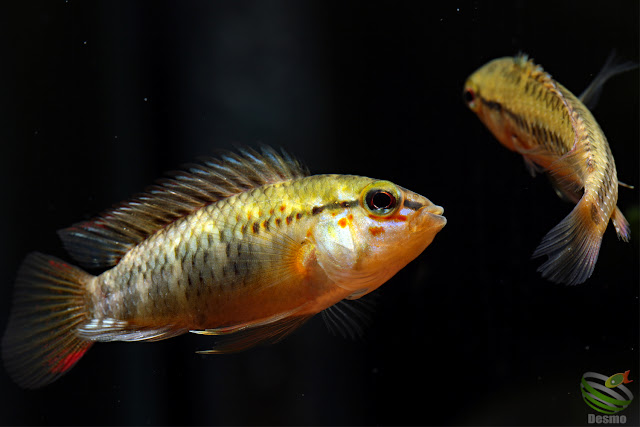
[{"xmin": 0, "ymin": 1, "xmax": 638, "ymax": 425}]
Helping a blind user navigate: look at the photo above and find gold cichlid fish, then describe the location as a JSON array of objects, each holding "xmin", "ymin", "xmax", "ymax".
[
  {"xmin": 2, "ymin": 146, "xmax": 446, "ymax": 389},
  {"xmin": 463, "ymin": 54, "xmax": 634, "ymax": 285}
]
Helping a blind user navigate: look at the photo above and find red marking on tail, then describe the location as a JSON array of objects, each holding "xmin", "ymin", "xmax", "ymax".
[
  {"xmin": 48, "ymin": 259, "xmax": 70, "ymax": 270},
  {"xmin": 48, "ymin": 346, "xmax": 90, "ymax": 374}
]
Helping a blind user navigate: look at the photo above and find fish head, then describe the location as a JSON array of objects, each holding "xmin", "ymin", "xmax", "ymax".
[
  {"xmin": 314, "ymin": 177, "xmax": 446, "ymax": 299},
  {"xmin": 463, "ymin": 57, "xmax": 516, "ymax": 150}
]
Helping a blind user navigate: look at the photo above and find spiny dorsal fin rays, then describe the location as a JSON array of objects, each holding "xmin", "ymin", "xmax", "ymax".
[{"xmin": 58, "ymin": 146, "xmax": 309, "ymax": 269}]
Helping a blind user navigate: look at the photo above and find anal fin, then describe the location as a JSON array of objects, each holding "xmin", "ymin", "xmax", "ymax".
[
  {"xmin": 77, "ymin": 319, "xmax": 187, "ymax": 342},
  {"xmin": 611, "ymin": 206, "xmax": 631, "ymax": 242}
]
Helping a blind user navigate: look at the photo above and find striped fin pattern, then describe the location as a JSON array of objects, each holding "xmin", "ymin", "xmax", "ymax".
[{"xmin": 2, "ymin": 253, "xmax": 94, "ymax": 389}]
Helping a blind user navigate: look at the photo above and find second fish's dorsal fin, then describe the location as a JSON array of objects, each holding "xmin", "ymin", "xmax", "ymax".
[
  {"xmin": 579, "ymin": 51, "xmax": 638, "ymax": 110},
  {"xmin": 58, "ymin": 146, "xmax": 309, "ymax": 269}
]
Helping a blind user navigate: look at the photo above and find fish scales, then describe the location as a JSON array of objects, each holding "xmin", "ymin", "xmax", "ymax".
[
  {"xmin": 91, "ymin": 176, "xmax": 327, "ymax": 325},
  {"xmin": 2, "ymin": 147, "xmax": 446, "ymax": 388},
  {"xmin": 464, "ymin": 54, "xmax": 632, "ymax": 285}
]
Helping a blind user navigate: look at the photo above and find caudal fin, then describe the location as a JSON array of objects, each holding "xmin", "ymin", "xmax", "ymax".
[
  {"xmin": 532, "ymin": 201, "xmax": 604, "ymax": 285},
  {"xmin": 2, "ymin": 253, "xmax": 94, "ymax": 389}
]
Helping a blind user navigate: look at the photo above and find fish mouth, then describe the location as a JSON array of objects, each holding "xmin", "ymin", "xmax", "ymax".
[
  {"xmin": 425, "ymin": 204, "xmax": 444, "ymax": 216},
  {"xmin": 418, "ymin": 204, "xmax": 446, "ymax": 228}
]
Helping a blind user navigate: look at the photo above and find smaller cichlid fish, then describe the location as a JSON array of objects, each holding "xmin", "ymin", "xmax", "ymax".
[
  {"xmin": 2, "ymin": 146, "xmax": 446, "ymax": 389},
  {"xmin": 463, "ymin": 54, "xmax": 635, "ymax": 285}
]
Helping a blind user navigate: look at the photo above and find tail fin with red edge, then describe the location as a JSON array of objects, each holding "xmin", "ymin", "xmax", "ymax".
[{"xmin": 2, "ymin": 252, "xmax": 93, "ymax": 389}]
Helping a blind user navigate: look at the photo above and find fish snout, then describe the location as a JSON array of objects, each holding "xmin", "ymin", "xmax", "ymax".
[{"xmin": 413, "ymin": 200, "xmax": 446, "ymax": 231}]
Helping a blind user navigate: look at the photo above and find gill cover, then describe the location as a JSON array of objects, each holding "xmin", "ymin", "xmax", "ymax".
[{"xmin": 314, "ymin": 180, "xmax": 404, "ymax": 295}]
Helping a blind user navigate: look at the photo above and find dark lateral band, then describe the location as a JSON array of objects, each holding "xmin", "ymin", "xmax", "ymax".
[{"xmin": 403, "ymin": 200, "xmax": 423, "ymax": 211}]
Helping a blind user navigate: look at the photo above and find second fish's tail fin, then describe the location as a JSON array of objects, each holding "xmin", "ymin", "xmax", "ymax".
[
  {"xmin": 2, "ymin": 253, "xmax": 94, "ymax": 389},
  {"xmin": 532, "ymin": 199, "xmax": 605, "ymax": 286}
]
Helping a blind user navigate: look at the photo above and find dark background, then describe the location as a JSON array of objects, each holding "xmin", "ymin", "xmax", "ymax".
[{"xmin": 0, "ymin": 1, "xmax": 638, "ymax": 425}]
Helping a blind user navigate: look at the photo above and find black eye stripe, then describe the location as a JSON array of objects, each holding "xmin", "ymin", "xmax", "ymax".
[{"xmin": 403, "ymin": 200, "xmax": 423, "ymax": 211}]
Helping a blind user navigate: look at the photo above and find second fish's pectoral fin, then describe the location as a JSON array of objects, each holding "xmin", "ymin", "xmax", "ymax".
[
  {"xmin": 192, "ymin": 312, "xmax": 312, "ymax": 354},
  {"xmin": 511, "ymin": 135, "xmax": 545, "ymax": 177},
  {"xmin": 523, "ymin": 157, "xmax": 543, "ymax": 177},
  {"xmin": 547, "ymin": 173, "xmax": 582, "ymax": 204},
  {"xmin": 77, "ymin": 319, "xmax": 188, "ymax": 342},
  {"xmin": 545, "ymin": 149, "xmax": 587, "ymax": 198},
  {"xmin": 58, "ymin": 146, "xmax": 309, "ymax": 269}
]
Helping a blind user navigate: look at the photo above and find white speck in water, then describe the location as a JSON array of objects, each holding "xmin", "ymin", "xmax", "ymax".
[
  {"xmin": 585, "ymin": 345, "xmax": 590, "ymax": 350},
  {"xmin": 83, "ymin": 41, "xmax": 87, "ymax": 45},
  {"xmin": 144, "ymin": 97, "xmax": 148, "ymax": 102},
  {"xmin": 34, "ymin": 130, "xmax": 38, "ymax": 135},
  {"xmin": 114, "ymin": 135, "xmax": 118, "ymax": 139},
  {"xmin": 457, "ymin": 8, "xmax": 460, "ymax": 12}
]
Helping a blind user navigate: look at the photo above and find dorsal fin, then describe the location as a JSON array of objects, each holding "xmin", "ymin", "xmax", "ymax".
[
  {"xmin": 579, "ymin": 51, "xmax": 638, "ymax": 109},
  {"xmin": 58, "ymin": 146, "xmax": 309, "ymax": 268}
]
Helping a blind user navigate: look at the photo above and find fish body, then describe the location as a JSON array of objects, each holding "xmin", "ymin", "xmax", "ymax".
[
  {"xmin": 463, "ymin": 54, "xmax": 631, "ymax": 285},
  {"xmin": 2, "ymin": 147, "xmax": 446, "ymax": 388}
]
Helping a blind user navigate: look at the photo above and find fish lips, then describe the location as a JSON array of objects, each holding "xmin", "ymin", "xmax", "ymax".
[{"xmin": 414, "ymin": 203, "xmax": 447, "ymax": 231}]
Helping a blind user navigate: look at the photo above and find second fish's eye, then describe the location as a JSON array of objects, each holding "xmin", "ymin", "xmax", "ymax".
[
  {"xmin": 463, "ymin": 88, "xmax": 475, "ymax": 106},
  {"xmin": 365, "ymin": 190, "xmax": 396, "ymax": 213}
]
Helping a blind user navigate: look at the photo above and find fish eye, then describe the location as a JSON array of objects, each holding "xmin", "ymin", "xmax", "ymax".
[
  {"xmin": 361, "ymin": 181, "xmax": 402, "ymax": 217},
  {"xmin": 366, "ymin": 190, "xmax": 395, "ymax": 211},
  {"xmin": 463, "ymin": 88, "xmax": 476, "ymax": 107}
]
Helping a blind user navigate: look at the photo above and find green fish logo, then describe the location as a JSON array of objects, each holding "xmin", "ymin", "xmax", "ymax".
[
  {"xmin": 605, "ymin": 370, "xmax": 633, "ymax": 388},
  {"xmin": 581, "ymin": 371, "xmax": 634, "ymax": 415}
]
